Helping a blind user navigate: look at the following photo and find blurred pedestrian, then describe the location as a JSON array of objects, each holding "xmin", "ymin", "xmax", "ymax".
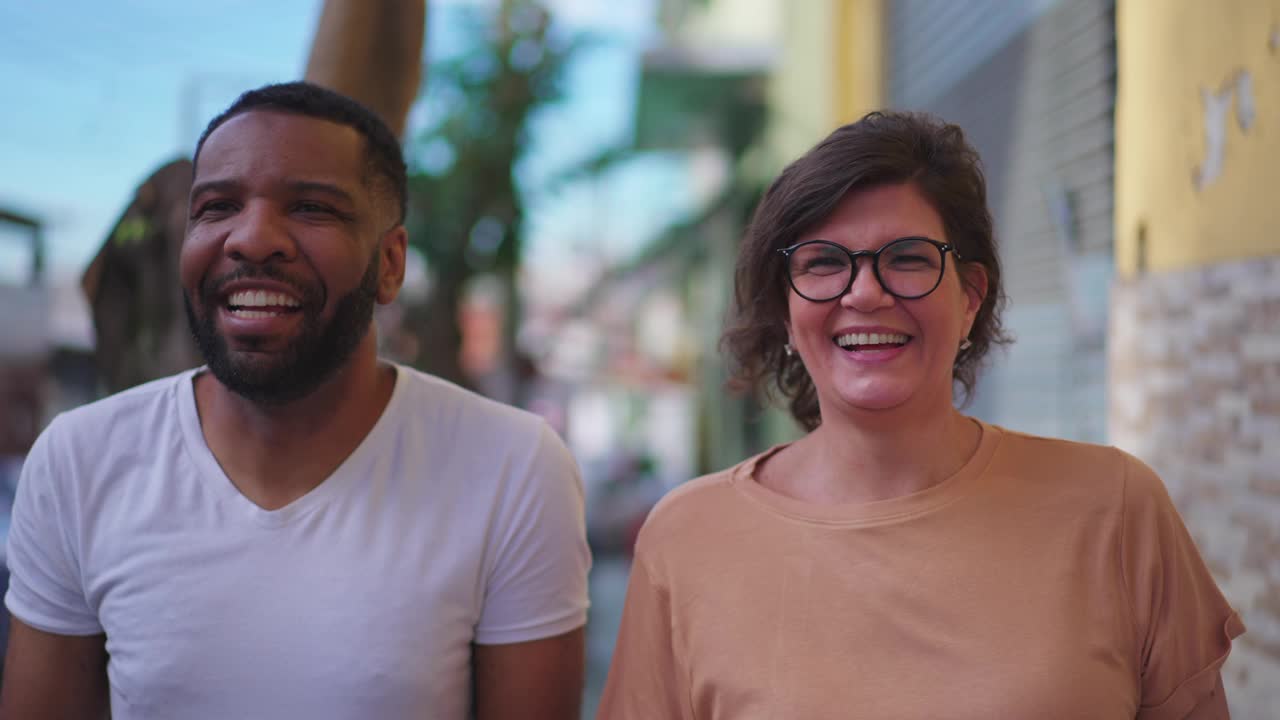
[
  {"xmin": 598, "ymin": 111, "xmax": 1243, "ymax": 719},
  {"xmin": 2, "ymin": 82, "xmax": 590, "ymax": 720}
]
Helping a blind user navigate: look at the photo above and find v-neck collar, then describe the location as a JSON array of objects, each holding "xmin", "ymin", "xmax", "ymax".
[{"xmin": 176, "ymin": 365, "xmax": 406, "ymax": 528}]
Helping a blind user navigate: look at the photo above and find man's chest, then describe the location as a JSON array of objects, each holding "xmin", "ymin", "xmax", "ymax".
[{"xmin": 85, "ymin": 507, "xmax": 486, "ymax": 719}]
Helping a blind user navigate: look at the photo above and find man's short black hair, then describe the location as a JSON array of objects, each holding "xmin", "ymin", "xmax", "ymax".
[{"xmin": 193, "ymin": 81, "xmax": 408, "ymax": 224}]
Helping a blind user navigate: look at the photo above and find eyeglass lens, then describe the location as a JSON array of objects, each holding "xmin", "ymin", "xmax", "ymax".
[{"xmin": 787, "ymin": 238, "xmax": 945, "ymax": 301}]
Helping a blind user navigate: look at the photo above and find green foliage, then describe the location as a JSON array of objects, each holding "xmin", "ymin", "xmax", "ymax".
[
  {"xmin": 400, "ymin": 1, "xmax": 592, "ymax": 388},
  {"xmin": 406, "ymin": 2, "xmax": 576, "ymax": 278}
]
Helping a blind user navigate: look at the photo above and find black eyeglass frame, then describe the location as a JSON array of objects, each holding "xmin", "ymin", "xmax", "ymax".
[{"xmin": 776, "ymin": 236, "xmax": 964, "ymax": 302}]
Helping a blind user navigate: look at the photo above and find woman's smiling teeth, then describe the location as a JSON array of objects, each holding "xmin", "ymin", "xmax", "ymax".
[
  {"xmin": 835, "ymin": 332, "xmax": 911, "ymax": 350},
  {"xmin": 227, "ymin": 290, "xmax": 301, "ymax": 318}
]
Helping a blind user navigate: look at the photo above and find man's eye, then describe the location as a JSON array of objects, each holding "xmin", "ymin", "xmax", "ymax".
[
  {"xmin": 294, "ymin": 201, "xmax": 335, "ymax": 215},
  {"xmin": 194, "ymin": 200, "xmax": 236, "ymax": 218}
]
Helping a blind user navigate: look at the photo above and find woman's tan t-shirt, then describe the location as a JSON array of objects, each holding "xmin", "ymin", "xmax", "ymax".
[{"xmin": 598, "ymin": 422, "xmax": 1244, "ymax": 719}]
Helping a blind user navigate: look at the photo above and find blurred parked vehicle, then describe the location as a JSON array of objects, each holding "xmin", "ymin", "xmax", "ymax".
[{"xmin": 585, "ymin": 452, "xmax": 666, "ymax": 557}]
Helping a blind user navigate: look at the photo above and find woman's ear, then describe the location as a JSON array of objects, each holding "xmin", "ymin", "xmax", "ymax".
[{"xmin": 959, "ymin": 262, "xmax": 988, "ymax": 320}]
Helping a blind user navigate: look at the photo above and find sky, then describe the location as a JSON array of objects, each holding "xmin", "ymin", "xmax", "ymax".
[
  {"xmin": 1, "ymin": 1, "xmax": 319, "ymax": 273},
  {"xmin": 0, "ymin": 0, "xmax": 697, "ymax": 296}
]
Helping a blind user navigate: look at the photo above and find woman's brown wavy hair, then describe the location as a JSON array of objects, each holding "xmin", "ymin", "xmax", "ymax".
[{"xmin": 721, "ymin": 111, "xmax": 1011, "ymax": 431}]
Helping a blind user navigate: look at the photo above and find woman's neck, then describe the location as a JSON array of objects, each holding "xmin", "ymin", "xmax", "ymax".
[{"xmin": 770, "ymin": 405, "xmax": 982, "ymax": 505}]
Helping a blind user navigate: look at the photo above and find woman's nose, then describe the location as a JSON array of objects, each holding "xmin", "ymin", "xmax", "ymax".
[{"xmin": 840, "ymin": 258, "xmax": 894, "ymax": 311}]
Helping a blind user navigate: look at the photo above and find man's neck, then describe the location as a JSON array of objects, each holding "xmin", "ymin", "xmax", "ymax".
[{"xmin": 193, "ymin": 347, "xmax": 396, "ymax": 511}]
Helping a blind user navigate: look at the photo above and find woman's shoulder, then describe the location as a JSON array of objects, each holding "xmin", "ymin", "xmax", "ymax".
[
  {"xmin": 986, "ymin": 423, "xmax": 1152, "ymax": 482},
  {"xmin": 632, "ymin": 454, "xmax": 764, "ymax": 555},
  {"xmin": 643, "ymin": 467, "xmax": 739, "ymax": 530},
  {"xmin": 974, "ymin": 423, "xmax": 1185, "ymax": 519}
]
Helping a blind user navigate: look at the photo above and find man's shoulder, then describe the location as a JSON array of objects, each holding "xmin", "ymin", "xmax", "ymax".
[
  {"xmin": 391, "ymin": 364, "xmax": 549, "ymax": 439},
  {"xmin": 19, "ymin": 371, "xmax": 192, "ymax": 506},
  {"xmin": 41, "ymin": 370, "xmax": 191, "ymax": 446}
]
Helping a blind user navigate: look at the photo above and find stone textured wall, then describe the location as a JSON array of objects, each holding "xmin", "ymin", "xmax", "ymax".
[{"xmin": 1110, "ymin": 255, "xmax": 1280, "ymax": 716}]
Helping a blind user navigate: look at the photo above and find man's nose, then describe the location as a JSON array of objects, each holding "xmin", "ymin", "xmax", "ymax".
[
  {"xmin": 222, "ymin": 203, "xmax": 297, "ymax": 264},
  {"xmin": 840, "ymin": 258, "xmax": 894, "ymax": 311}
]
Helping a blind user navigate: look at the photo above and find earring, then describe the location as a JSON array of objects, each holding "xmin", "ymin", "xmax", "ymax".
[
  {"xmin": 959, "ymin": 337, "xmax": 973, "ymax": 352},
  {"xmin": 784, "ymin": 343, "xmax": 795, "ymax": 357}
]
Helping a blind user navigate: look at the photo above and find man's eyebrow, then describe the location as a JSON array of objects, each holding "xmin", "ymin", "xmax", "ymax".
[
  {"xmin": 190, "ymin": 178, "xmax": 240, "ymax": 200},
  {"xmin": 286, "ymin": 180, "xmax": 357, "ymax": 205},
  {"xmin": 189, "ymin": 179, "xmax": 358, "ymax": 205}
]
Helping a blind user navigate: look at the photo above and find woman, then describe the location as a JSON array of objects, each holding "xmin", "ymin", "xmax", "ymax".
[{"xmin": 597, "ymin": 112, "xmax": 1244, "ymax": 719}]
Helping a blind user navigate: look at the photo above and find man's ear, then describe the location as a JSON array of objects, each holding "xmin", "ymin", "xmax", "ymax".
[{"xmin": 376, "ymin": 225, "xmax": 408, "ymax": 305}]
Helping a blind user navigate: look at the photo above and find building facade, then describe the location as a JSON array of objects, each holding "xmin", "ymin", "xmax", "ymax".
[{"xmin": 1110, "ymin": 0, "xmax": 1280, "ymax": 711}]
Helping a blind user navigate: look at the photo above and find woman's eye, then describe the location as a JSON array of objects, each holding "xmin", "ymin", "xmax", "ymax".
[
  {"xmin": 804, "ymin": 257, "xmax": 846, "ymax": 272},
  {"xmin": 888, "ymin": 254, "xmax": 930, "ymax": 267}
]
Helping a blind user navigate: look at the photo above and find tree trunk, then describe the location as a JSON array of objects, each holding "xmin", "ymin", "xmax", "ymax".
[
  {"xmin": 304, "ymin": 0, "xmax": 426, "ymax": 138},
  {"xmin": 406, "ymin": 274, "xmax": 472, "ymax": 390}
]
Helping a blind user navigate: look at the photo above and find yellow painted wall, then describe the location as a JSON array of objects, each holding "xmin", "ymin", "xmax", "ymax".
[
  {"xmin": 833, "ymin": 0, "xmax": 883, "ymax": 126},
  {"xmin": 766, "ymin": 0, "xmax": 882, "ymax": 166},
  {"xmin": 766, "ymin": 1, "xmax": 839, "ymax": 164},
  {"xmin": 1115, "ymin": 0, "xmax": 1280, "ymax": 276}
]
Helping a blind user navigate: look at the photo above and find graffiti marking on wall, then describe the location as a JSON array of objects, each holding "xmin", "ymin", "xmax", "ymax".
[{"xmin": 1194, "ymin": 70, "xmax": 1254, "ymax": 191}]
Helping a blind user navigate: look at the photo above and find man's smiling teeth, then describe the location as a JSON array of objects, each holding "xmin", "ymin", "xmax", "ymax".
[
  {"xmin": 228, "ymin": 290, "xmax": 300, "ymax": 307},
  {"xmin": 835, "ymin": 332, "xmax": 910, "ymax": 348},
  {"xmin": 227, "ymin": 290, "xmax": 301, "ymax": 318}
]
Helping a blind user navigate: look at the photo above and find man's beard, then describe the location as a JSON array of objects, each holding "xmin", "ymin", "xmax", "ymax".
[{"xmin": 184, "ymin": 255, "xmax": 380, "ymax": 406}]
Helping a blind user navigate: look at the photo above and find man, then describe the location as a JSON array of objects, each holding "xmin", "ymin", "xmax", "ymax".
[
  {"xmin": 83, "ymin": 0, "xmax": 426, "ymax": 394},
  {"xmin": 1, "ymin": 82, "xmax": 591, "ymax": 720}
]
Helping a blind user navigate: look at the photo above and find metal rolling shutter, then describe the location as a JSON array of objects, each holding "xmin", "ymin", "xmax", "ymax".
[{"xmin": 884, "ymin": 0, "xmax": 1116, "ymax": 442}]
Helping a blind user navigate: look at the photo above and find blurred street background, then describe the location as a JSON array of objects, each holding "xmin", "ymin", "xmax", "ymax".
[{"xmin": 2, "ymin": 0, "xmax": 1279, "ymax": 716}]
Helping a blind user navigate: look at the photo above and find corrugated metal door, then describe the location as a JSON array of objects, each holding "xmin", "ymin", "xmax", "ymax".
[{"xmin": 885, "ymin": 0, "xmax": 1116, "ymax": 442}]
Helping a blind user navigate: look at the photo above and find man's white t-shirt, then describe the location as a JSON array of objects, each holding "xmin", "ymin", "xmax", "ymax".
[{"xmin": 5, "ymin": 364, "xmax": 591, "ymax": 719}]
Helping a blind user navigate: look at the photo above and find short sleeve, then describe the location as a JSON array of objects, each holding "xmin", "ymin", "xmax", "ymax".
[
  {"xmin": 1120, "ymin": 452, "xmax": 1245, "ymax": 720},
  {"xmin": 5, "ymin": 419, "xmax": 102, "ymax": 635},
  {"xmin": 596, "ymin": 552, "xmax": 691, "ymax": 720},
  {"xmin": 473, "ymin": 422, "xmax": 591, "ymax": 645}
]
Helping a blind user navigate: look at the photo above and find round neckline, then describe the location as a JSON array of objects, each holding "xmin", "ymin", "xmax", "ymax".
[
  {"xmin": 731, "ymin": 418, "xmax": 1003, "ymax": 527},
  {"xmin": 176, "ymin": 363, "xmax": 407, "ymax": 528}
]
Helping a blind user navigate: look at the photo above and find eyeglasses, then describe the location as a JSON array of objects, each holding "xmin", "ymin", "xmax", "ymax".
[{"xmin": 777, "ymin": 237, "xmax": 962, "ymax": 302}]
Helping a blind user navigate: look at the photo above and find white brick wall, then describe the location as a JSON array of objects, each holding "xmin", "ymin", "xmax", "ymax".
[{"xmin": 1110, "ymin": 255, "xmax": 1280, "ymax": 717}]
